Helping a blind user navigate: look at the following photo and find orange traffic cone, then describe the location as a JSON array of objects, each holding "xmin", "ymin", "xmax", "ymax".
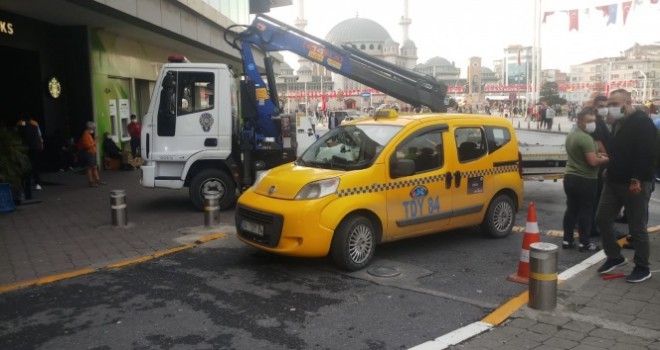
[{"xmin": 507, "ymin": 202, "xmax": 542, "ymax": 284}]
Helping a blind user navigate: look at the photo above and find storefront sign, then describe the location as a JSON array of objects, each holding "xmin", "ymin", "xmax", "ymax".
[
  {"xmin": 48, "ymin": 77, "xmax": 61, "ymax": 98},
  {"xmin": 0, "ymin": 20, "xmax": 14, "ymax": 35}
]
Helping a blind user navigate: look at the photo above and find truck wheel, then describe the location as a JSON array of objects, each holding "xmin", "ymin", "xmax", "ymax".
[
  {"xmin": 481, "ymin": 194, "xmax": 515, "ymax": 238},
  {"xmin": 189, "ymin": 169, "xmax": 236, "ymax": 211},
  {"xmin": 331, "ymin": 215, "xmax": 375, "ymax": 271}
]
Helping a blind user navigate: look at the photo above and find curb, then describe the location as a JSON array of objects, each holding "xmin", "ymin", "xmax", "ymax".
[
  {"xmin": 0, "ymin": 232, "xmax": 227, "ymax": 294},
  {"xmin": 408, "ymin": 232, "xmax": 653, "ymax": 350}
]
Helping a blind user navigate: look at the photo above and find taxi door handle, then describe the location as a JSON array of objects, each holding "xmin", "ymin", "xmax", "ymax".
[
  {"xmin": 445, "ymin": 171, "xmax": 453, "ymax": 189},
  {"xmin": 454, "ymin": 171, "xmax": 462, "ymax": 188}
]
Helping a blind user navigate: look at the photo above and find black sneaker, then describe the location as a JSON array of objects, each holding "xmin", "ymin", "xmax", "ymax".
[
  {"xmin": 562, "ymin": 241, "xmax": 575, "ymax": 249},
  {"xmin": 626, "ymin": 266, "xmax": 652, "ymax": 283},
  {"xmin": 579, "ymin": 243, "xmax": 600, "ymax": 252},
  {"xmin": 597, "ymin": 257, "xmax": 627, "ymax": 274}
]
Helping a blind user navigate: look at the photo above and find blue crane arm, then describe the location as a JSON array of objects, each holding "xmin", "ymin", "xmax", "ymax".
[
  {"xmin": 238, "ymin": 14, "xmax": 447, "ymax": 112},
  {"xmin": 228, "ymin": 14, "xmax": 447, "ymax": 150}
]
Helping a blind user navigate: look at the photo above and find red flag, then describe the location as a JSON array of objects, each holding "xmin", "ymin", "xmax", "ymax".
[
  {"xmin": 651, "ymin": 0, "xmax": 658, "ymax": 4},
  {"xmin": 543, "ymin": 11, "xmax": 554, "ymax": 23},
  {"xmin": 595, "ymin": 5, "xmax": 609, "ymax": 17},
  {"xmin": 517, "ymin": 49, "xmax": 521, "ymax": 66},
  {"xmin": 622, "ymin": 1, "xmax": 632, "ymax": 24},
  {"xmin": 569, "ymin": 9, "xmax": 579, "ymax": 31},
  {"xmin": 321, "ymin": 95, "xmax": 327, "ymax": 112}
]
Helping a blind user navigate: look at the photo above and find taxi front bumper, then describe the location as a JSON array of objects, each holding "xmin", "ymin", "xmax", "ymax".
[{"xmin": 235, "ymin": 191, "xmax": 335, "ymax": 257}]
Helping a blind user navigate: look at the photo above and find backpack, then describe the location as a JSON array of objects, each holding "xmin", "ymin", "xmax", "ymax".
[{"xmin": 545, "ymin": 107, "xmax": 555, "ymax": 119}]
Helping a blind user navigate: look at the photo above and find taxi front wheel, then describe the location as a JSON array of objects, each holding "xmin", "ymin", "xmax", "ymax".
[
  {"xmin": 331, "ymin": 215, "xmax": 375, "ymax": 271},
  {"xmin": 481, "ymin": 194, "xmax": 515, "ymax": 238}
]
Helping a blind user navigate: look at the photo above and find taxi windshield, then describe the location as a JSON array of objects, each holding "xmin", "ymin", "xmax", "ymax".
[{"xmin": 298, "ymin": 124, "xmax": 402, "ymax": 170}]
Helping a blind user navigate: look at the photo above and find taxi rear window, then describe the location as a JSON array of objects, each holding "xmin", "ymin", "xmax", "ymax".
[{"xmin": 484, "ymin": 126, "xmax": 511, "ymax": 153}]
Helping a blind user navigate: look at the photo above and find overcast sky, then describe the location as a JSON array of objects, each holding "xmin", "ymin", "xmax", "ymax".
[{"xmin": 266, "ymin": 0, "xmax": 659, "ymax": 78}]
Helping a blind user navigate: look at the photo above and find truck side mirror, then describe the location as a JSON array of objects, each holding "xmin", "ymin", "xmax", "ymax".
[{"xmin": 391, "ymin": 158, "xmax": 415, "ymax": 178}]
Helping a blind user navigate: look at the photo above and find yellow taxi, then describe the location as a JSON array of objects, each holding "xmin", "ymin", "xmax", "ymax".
[{"xmin": 236, "ymin": 110, "xmax": 524, "ymax": 270}]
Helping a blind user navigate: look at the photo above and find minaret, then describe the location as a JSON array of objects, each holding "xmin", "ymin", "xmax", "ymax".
[
  {"xmin": 295, "ymin": 0, "xmax": 312, "ymax": 79},
  {"xmin": 399, "ymin": 0, "xmax": 411, "ymax": 43},
  {"xmin": 294, "ymin": 0, "xmax": 307, "ymax": 32}
]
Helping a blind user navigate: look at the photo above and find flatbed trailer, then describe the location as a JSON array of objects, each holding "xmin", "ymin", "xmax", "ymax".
[{"xmin": 519, "ymin": 143, "xmax": 567, "ymax": 181}]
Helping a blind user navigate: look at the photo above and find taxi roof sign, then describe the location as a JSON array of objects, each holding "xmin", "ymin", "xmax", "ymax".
[{"xmin": 374, "ymin": 108, "xmax": 398, "ymax": 120}]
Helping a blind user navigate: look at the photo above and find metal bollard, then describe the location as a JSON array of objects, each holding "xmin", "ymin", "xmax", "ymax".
[
  {"xmin": 110, "ymin": 190, "xmax": 128, "ymax": 227},
  {"xmin": 528, "ymin": 242, "xmax": 559, "ymax": 311},
  {"xmin": 203, "ymin": 190, "xmax": 220, "ymax": 227}
]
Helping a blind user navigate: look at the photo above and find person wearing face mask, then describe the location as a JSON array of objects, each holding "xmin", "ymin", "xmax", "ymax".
[
  {"xmin": 588, "ymin": 95, "xmax": 613, "ymax": 237},
  {"xmin": 595, "ymin": 89, "xmax": 656, "ymax": 283},
  {"xmin": 562, "ymin": 107, "xmax": 609, "ymax": 252}
]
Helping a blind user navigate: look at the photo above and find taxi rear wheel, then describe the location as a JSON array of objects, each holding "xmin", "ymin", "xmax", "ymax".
[
  {"xmin": 481, "ymin": 194, "xmax": 515, "ymax": 238},
  {"xmin": 331, "ymin": 215, "xmax": 375, "ymax": 271}
]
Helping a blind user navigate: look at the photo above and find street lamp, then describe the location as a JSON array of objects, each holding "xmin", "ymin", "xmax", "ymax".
[{"xmin": 638, "ymin": 70, "xmax": 648, "ymax": 102}]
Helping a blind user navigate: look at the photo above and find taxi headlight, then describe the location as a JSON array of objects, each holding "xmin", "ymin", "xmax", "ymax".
[
  {"xmin": 252, "ymin": 169, "xmax": 271, "ymax": 190},
  {"xmin": 295, "ymin": 178, "xmax": 340, "ymax": 200}
]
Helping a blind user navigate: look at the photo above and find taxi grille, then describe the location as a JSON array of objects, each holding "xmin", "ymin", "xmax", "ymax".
[{"xmin": 236, "ymin": 205, "xmax": 283, "ymax": 248}]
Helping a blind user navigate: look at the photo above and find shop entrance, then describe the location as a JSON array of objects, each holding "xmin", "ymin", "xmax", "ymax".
[{"xmin": 0, "ymin": 45, "xmax": 43, "ymax": 128}]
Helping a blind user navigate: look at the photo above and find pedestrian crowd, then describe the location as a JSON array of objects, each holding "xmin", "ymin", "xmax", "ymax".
[{"xmin": 562, "ymin": 90, "xmax": 659, "ymax": 283}]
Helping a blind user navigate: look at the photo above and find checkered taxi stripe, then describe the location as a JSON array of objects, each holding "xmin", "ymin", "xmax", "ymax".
[
  {"xmin": 336, "ymin": 164, "xmax": 519, "ymax": 198},
  {"xmin": 461, "ymin": 164, "xmax": 519, "ymax": 178}
]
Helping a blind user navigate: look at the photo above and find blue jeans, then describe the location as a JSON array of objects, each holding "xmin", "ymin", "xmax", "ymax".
[{"xmin": 595, "ymin": 178, "xmax": 652, "ymax": 268}]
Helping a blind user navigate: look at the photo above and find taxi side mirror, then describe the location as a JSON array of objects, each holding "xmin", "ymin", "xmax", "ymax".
[{"xmin": 391, "ymin": 158, "xmax": 415, "ymax": 178}]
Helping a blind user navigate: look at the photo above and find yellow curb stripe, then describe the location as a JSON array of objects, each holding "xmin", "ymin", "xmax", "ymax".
[
  {"xmin": 106, "ymin": 255, "xmax": 153, "ymax": 268},
  {"xmin": 36, "ymin": 268, "xmax": 96, "ymax": 285},
  {"xmin": 0, "ymin": 232, "xmax": 230, "ymax": 294},
  {"xmin": 195, "ymin": 233, "xmax": 226, "ymax": 244},
  {"xmin": 648, "ymin": 225, "xmax": 660, "ymax": 233},
  {"xmin": 153, "ymin": 244, "xmax": 195, "ymax": 258},
  {"xmin": 529, "ymin": 272, "xmax": 557, "ymax": 281},
  {"xmin": 0, "ymin": 280, "xmax": 39, "ymax": 294},
  {"xmin": 481, "ymin": 291, "xmax": 529, "ymax": 326}
]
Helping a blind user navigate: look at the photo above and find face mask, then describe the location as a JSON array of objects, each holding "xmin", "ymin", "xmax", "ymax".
[
  {"xmin": 584, "ymin": 122, "xmax": 596, "ymax": 134},
  {"xmin": 597, "ymin": 108, "xmax": 608, "ymax": 117},
  {"xmin": 609, "ymin": 106, "xmax": 624, "ymax": 120}
]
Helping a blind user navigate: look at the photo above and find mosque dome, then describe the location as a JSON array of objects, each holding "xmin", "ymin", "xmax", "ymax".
[
  {"xmin": 425, "ymin": 56, "xmax": 452, "ymax": 67},
  {"xmin": 401, "ymin": 39, "xmax": 416, "ymax": 49},
  {"xmin": 325, "ymin": 17, "xmax": 393, "ymax": 44},
  {"xmin": 481, "ymin": 67, "xmax": 493, "ymax": 73}
]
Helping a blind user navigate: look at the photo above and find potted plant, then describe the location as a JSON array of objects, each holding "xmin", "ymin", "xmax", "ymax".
[{"xmin": 0, "ymin": 127, "xmax": 30, "ymax": 209}]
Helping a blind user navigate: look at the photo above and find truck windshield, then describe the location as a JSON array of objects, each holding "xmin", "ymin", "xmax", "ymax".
[{"xmin": 298, "ymin": 124, "xmax": 402, "ymax": 170}]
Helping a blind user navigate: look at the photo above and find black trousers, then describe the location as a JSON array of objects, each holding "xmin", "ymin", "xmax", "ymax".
[{"xmin": 563, "ymin": 174, "xmax": 597, "ymax": 245}]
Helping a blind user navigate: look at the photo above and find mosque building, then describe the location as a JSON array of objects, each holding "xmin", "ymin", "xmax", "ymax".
[{"xmin": 276, "ymin": 0, "xmax": 499, "ymax": 112}]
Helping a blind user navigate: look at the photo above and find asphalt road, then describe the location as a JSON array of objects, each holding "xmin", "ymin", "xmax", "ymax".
[{"xmin": 3, "ymin": 129, "xmax": 660, "ymax": 350}]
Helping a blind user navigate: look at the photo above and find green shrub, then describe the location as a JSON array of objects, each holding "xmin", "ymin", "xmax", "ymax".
[{"xmin": 0, "ymin": 127, "xmax": 31, "ymax": 190}]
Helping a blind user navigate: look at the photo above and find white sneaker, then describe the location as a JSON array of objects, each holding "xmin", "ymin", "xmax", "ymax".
[{"xmin": 34, "ymin": 184, "xmax": 42, "ymax": 190}]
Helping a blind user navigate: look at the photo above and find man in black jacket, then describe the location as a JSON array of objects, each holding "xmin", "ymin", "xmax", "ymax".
[{"xmin": 595, "ymin": 89, "xmax": 655, "ymax": 283}]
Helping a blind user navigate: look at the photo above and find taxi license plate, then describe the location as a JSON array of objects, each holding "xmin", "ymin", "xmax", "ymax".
[{"xmin": 241, "ymin": 220, "xmax": 264, "ymax": 236}]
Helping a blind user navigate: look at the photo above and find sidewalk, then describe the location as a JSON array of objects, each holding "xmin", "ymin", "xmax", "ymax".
[
  {"xmin": 0, "ymin": 169, "xmax": 225, "ymax": 285},
  {"xmin": 448, "ymin": 233, "xmax": 660, "ymax": 350},
  {"xmin": 507, "ymin": 114, "xmax": 575, "ymax": 135}
]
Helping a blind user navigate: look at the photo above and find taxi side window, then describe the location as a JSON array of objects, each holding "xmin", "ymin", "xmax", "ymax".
[
  {"xmin": 455, "ymin": 127, "xmax": 487, "ymax": 162},
  {"xmin": 391, "ymin": 130, "xmax": 444, "ymax": 178},
  {"xmin": 484, "ymin": 126, "xmax": 511, "ymax": 153}
]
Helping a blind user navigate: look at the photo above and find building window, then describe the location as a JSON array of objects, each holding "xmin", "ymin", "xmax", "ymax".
[
  {"xmin": 378, "ymin": 44, "xmax": 382, "ymax": 50},
  {"xmin": 360, "ymin": 44, "xmax": 366, "ymax": 50},
  {"xmin": 369, "ymin": 44, "xmax": 374, "ymax": 50}
]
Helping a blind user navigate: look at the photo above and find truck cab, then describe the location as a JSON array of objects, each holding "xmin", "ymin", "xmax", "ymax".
[{"xmin": 141, "ymin": 62, "xmax": 241, "ymax": 210}]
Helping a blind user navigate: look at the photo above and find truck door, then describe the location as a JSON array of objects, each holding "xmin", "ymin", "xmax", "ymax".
[
  {"xmin": 150, "ymin": 69, "xmax": 221, "ymax": 182},
  {"xmin": 448, "ymin": 125, "xmax": 491, "ymax": 227},
  {"xmin": 385, "ymin": 126, "xmax": 452, "ymax": 239}
]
